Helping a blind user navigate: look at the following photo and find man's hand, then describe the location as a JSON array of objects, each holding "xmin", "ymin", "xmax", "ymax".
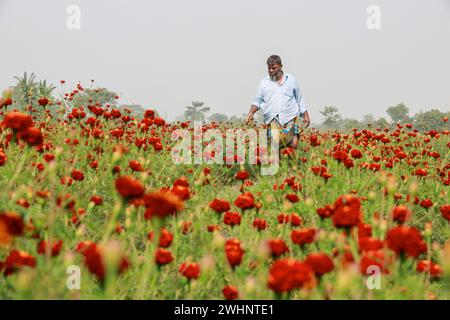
[
  {"xmin": 302, "ymin": 111, "xmax": 311, "ymax": 128},
  {"xmin": 246, "ymin": 105, "xmax": 259, "ymax": 124}
]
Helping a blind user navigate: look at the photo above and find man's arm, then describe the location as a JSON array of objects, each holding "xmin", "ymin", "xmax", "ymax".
[
  {"xmin": 247, "ymin": 81, "xmax": 264, "ymax": 122},
  {"xmin": 247, "ymin": 105, "xmax": 259, "ymax": 122},
  {"xmin": 294, "ymin": 80, "xmax": 310, "ymax": 128}
]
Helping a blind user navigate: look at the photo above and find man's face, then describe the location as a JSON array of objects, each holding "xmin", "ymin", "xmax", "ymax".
[{"xmin": 268, "ymin": 63, "xmax": 282, "ymax": 80}]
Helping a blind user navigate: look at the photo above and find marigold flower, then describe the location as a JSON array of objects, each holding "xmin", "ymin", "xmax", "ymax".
[
  {"xmin": 331, "ymin": 195, "xmax": 363, "ymax": 228},
  {"xmin": 234, "ymin": 192, "xmax": 255, "ymax": 210},
  {"xmin": 143, "ymin": 190, "xmax": 184, "ymax": 220},
  {"xmin": 209, "ymin": 198, "xmax": 230, "ymax": 213},
  {"xmin": 222, "ymin": 285, "xmax": 239, "ymax": 300},
  {"xmin": 291, "ymin": 228, "xmax": 316, "ymax": 246},
  {"xmin": 386, "ymin": 226, "xmax": 427, "ymax": 258},
  {"xmin": 304, "ymin": 253, "xmax": 334, "ymax": 277},
  {"xmin": 155, "ymin": 248, "xmax": 173, "ymax": 265},
  {"xmin": 179, "ymin": 262, "xmax": 200, "ymax": 280},
  {"xmin": 267, "ymin": 258, "xmax": 315, "ymax": 293},
  {"xmin": 115, "ymin": 176, "xmax": 145, "ymax": 199}
]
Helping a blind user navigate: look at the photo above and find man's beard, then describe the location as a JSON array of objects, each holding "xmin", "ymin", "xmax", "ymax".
[{"xmin": 270, "ymin": 70, "xmax": 283, "ymax": 81}]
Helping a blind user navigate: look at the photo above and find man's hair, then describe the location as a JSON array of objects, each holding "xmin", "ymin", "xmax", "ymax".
[{"xmin": 267, "ymin": 55, "xmax": 282, "ymax": 66}]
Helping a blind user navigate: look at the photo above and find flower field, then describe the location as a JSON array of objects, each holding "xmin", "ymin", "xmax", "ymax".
[{"xmin": 0, "ymin": 87, "xmax": 449, "ymax": 300}]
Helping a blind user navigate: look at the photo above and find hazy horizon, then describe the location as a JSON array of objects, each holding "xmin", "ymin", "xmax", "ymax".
[{"xmin": 1, "ymin": 0, "xmax": 449, "ymax": 122}]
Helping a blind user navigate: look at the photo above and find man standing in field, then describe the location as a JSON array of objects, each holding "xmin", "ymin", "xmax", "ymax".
[{"xmin": 247, "ymin": 55, "xmax": 310, "ymax": 149}]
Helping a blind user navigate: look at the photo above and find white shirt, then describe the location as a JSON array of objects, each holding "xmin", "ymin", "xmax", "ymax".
[{"xmin": 252, "ymin": 73, "xmax": 307, "ymax": 125}]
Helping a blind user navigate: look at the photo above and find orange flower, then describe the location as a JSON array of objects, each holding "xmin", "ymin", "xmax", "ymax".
[
  {"xmin": 143, "ymin": 190, "xmax": 184, "ymax": 220},
  {"xmin": 115, "ymin": 176, "xmax": 145, "ymax": 199},
  {"xmin": 0, "ymin": 212, "xmax": 24, "ymax": 246},
  {"xmin": 3, "ymin": 250, "xmax": 36, "ymax": 276}
]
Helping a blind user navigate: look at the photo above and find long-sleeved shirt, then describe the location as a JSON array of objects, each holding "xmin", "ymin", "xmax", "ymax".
[{"xmin": 252, "ymin": 72, "xmax": 307, "ymax": 125}]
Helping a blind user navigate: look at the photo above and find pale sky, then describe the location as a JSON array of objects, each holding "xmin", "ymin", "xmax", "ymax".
[{"xmin": 1, "ymin": 0, "xmax": 449, "ymax": 123}]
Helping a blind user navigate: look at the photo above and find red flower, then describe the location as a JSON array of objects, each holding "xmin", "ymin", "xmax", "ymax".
[
  {"xmin": 267, "ymin": 239, "xmax": 290, "ymax": 258},
  {"xmin": 358, "ymin": 237, "xmax": 383, "ymax": 252},
  {"xmin": 0, "ymin": 212, "xmax": 24, "ymax": 246},
  {"xmin": 90, "ymin": 196, "xmax": 103, "ymax": 206},
  {"xmin": 285, "ymin": 193, "xmax": 300, "ymax": 203},
  {"xmin": 360, "ymin": 250, "xmax": 389, "ymax": 274},
  {"xmin": 416, "ymin": 260, "xmax": 442, "ymax": 278},
  {"xmin": 223, "ymin": 211, "xmax": 241, "ymax": 227},
  {"xmin": 170, "ymin": 185, "xmax": 190, "ymax": 200},
  {"xmin": 129, "ymin": 160, "xmax": 144, "ymax": 172},
  {"xmin": 2, "ymin": 112, "xmax": 33, "ymax": 132},
  {"xmin": 19, "ymin": 127, "xmax": 43, "ymax": 146},
  {"xmin": 386, "ymin": 226, "xmax": 427, "ymax": 258},
  {"xmin": 291, "ymin": 228, "xmax": 316, "ymax": 245},
  {"xmin": 252, "ymin": 218, "xmax": 267, "ymax": 231},
  {"xmin": 179, "ymin": 262, "xmax": 200, "ymax": 280},
  {"xmin": 331, "ymin": 195, "xmax": 363, "ymax": 228},
  {"xmin": 267, "ymin": 258, "xmax": 315, "ymax": 293},
  {"xmin": 115, "ymin": 176, "xmax": 144, "ymax": 199},
  {"xmin": 358, "ymin": 223, "xmax": 372, "ymax": 238},
  {"xmin": 234, "ymin": 192, "xmax": 255, "ymax": 210},
  {"xmin": 304, "ymin": 253, "xmax": 334, "ymax": 277},
  {"xmin": 392, "ymin": 205, "xmax": 412, "ymax": 224},
  {"xmin": 440, "ymin": 205, "xmax": 450, "ymax": 221},
  {"xmin": 209, "ymin": 198, "xmax": 230, "ymax": 213},
  {"xmin": 316, "ymin": 205, "xmax": 334, "ymax": 219},
  {"xmin": 155, "ymin": 248, "xmax": 174, "ymax": 265},
  {"xmin": 148, "ymin": 228, "xmax": 174, "ymax": 248},
  {"xmin": 71, "ymin": 169, "xmax": 84, "ymax": 181},
  {"xmin": 225, "ymin": 239, "xmax": 244, "ymax": 268},
  {"xmin": 3, "ymin": 250, "xmax": 36, "ymax": 276},
  {"xmin": 419, "ymin": 199, "xmax": 433, "ymax": 209},
  {"xmin": 38, "ymin": 97, "xmax": 49, "ymax": 106},
  {"xmin": 235, "ymin": 170, "xmax": 249, "ymax": 180},
  {"xmin": 143, "ymin": 190, "xmax": 184, "ymax": 220},
  {"xmin": 37, "ymin": 240, "xmax": 63, "ymax": 257},
  {"xmin": 76, "ymin": 241, "xmax": 130, "ymax": 282},
  {"xmin": 350, "ymin": 149, "xmax": 363, "ymax": 159},
  {"xmin": 222, "ymin": 285, "xmax": 239, "ymax": 300}
]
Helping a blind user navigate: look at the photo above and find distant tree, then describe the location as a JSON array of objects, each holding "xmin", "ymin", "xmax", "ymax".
[
  {"xmin": 362, "ymin": 114, "xmax": 375, "ymax": 126},
  {"xmin": 341, "ymin": 118, "xmax": 361, "ymax": 131},
  {"xmin": 12, "ymin": 72, "xmax": 55, "ymax": 110},
  {"xmin": 413, "ymin": 109, "xmax": 450, "ymax": 132},
  {"xmin": 184, "ymin": 101, "xmax": 210, "ymax": 122},
  {"xmin": 229, "ymin": 114, "xmax": 244, "ymax": 125},
  {"xmin": 208, "ymin": 113, "xmax": 228, "ymax": 123},
  {"xmin": 119, "ymin": 104, "xmax": 150, "ymax": 119},
  {"xmin": 320, "ymin": 106, "xmax": 341, "ymax": 128},
  {"xmin": 71, "ymin": 87, "xmax": 118, "ymax": 109},
  {"xmin": 386, "ymin": 103, "xmax": 411, "ymax": 124},
  {"xmin": 375, "ymin": 117, "xmax": 390, "ymax": 129}
]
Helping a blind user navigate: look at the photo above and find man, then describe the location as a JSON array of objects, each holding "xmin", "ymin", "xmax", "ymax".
[{"xmin": 247, "ymin": 55, "xmax": 310, "ymax": 149}]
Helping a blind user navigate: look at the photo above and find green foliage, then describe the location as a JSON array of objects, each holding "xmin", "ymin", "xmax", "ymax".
[
  {"xmin": 320, "ymin": 106, "xmax": 341, "ymax": 128},
  {"xmin": 184, "ymin": 101, "xmax": 210, "ymax": 122},
  {"xmin": 387, "ymin": 103, "xmax": 411, "ymax": 124},
  {"xmin": 413, "ymin": 109, "xmax": 450, "ymax": 132},
  {"xmin": 11, "ymin": 72, "xmax": 55, "ymax": 110}
]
